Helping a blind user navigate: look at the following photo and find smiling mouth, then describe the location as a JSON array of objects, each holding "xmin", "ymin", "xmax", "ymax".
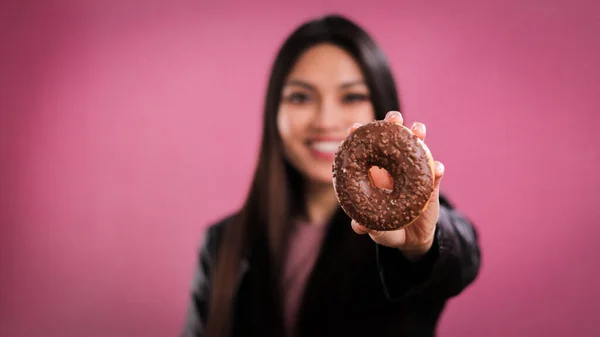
[
  {"xmin": 306, "ymin": 140, "xmax": 343, "ymax": 160},
  {"xmin": 309, "ymin": 141, "xmax": 341, "ymax": 154}
]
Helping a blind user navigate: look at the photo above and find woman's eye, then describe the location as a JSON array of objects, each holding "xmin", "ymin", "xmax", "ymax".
[
  {"xmin": 342, "ymin": 93, "xmax": 370, "ymax": 104},
  {"xmin": 285, "ymin": 92, "xmax": 311, "ymax": 104}
]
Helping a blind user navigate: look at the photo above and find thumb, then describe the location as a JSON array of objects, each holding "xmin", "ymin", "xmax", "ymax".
[
  {"xmin": 433, "ymin": 161, "xmax": 445, "ymax": 191},
  {"xmin": 367, "ymin": 229, "xmax": 390, "ymax": 244},
  {"xmin": 368, "ymin": 166, "xmax": 394, "ymax": 190},
  {"xmin": 368, "ymin": 228, "xmax": 406, "ymax": 248},
  {"xmin": 427, "ymin": 161, "xmax": 444, "ymax": 204},
  {"xmin": 352, "ymin": 220, "xmax": 406, "ymax": 248}
]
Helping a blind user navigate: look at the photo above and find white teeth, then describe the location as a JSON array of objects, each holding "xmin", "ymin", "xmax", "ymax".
[{"xmin": 310, "ymin": 141, "xmax": 341, "ymax": 154}]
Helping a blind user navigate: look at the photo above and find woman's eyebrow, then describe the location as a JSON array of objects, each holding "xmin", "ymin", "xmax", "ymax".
[
  {"xmin": 285, "ymin": 79, "xmax": 316, "ymax": 91},
  {"xmin": 339, "ymin": 80, "xmax": 366, "ymax": 89}
]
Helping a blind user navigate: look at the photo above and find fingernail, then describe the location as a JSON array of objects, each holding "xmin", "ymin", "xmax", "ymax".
[
  {"xmin": 411, "ymin": 122, "xmax": 426, "ymax": 133},
  {"xmin": 435, "ymin": 161, "xmax": 445, "ymax": 174},
  {"xmin": 347, "ymin": 122, "xmax": 362, "ymax": 133},
  {"xmin": 385, "ymin": 111, "xmax": 402, "ymax": 121}
]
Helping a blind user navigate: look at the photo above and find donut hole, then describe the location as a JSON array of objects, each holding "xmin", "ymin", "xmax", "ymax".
[{"xmin": 368, "ymin": 166, "xmax": 394, "ymax": 193}]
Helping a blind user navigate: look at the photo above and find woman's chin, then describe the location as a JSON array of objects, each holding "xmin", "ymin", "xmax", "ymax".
[{"xmin": 306, "ymin": 170, "xmax": 335, "ymax": 187}]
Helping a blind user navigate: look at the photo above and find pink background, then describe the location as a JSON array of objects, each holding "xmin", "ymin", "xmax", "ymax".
[{"xmin": 1, "ymin": 0, "xmax": 599, "ymax": 336}]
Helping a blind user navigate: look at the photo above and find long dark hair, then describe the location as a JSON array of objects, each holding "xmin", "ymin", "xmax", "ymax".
[{"xmin": 204, "ymin": 14, "xmax": 402, "ymax": 337}]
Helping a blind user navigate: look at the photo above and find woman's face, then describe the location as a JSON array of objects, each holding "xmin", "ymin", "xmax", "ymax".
[{"xmin": 277, "ymin": 43, "xmax": 376, "ymax": 185}]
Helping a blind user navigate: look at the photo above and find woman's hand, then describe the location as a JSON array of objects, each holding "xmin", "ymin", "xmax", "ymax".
[{"xmin": 349, "ymin": 111, "xmax": 445, "ymax": 261}]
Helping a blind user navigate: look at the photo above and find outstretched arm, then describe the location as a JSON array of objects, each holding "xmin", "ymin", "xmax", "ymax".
[
  {"xmin": 375, "ymin": 196, "xmax": 481, "ymax": 301},
  {"xmin": 347, "ymin": 111, "xmax": 481, "ymax": 301}
]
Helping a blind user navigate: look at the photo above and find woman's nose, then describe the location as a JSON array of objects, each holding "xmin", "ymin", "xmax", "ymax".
[{"xmin": 312, "ymin": 99, "xmax": 342, "ymax": 130}]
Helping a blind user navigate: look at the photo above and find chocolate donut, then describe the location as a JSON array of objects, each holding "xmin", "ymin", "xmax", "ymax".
[{"xmin": 332, "ymin": 120, "xmax": 435, "ymax": 231}]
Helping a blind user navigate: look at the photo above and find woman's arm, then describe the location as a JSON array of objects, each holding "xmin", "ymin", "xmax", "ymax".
[{"xmin": 375, "ymin": 195, "xmax": 481, "ymax": 301}]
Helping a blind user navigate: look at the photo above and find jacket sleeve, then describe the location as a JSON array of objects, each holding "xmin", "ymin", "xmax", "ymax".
[
  {"xmin": 180, "ymin": 226, "xmax": 217, "ymax": 337},
  {"xmin": 375, "ymin": 196, "xmax": 481, "ymax": 301}
]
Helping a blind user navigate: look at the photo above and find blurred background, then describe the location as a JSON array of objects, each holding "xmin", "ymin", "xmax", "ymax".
[{"xmin": 1, "ymin": 0, "xmax": 599, "ymax": 336}]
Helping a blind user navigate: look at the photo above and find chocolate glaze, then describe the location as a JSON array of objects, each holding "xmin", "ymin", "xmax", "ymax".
[{"xmin": 332, "ymin": 121, "xmax": 435, "ymax": 231}]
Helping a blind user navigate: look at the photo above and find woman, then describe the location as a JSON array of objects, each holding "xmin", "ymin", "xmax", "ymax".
[{"xmin": 181, "ymin": 14, "xmax": 481, "ymax": 337}]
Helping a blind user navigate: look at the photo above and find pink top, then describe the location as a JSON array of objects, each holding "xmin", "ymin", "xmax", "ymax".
[{"xmin": 282, "ymin": 220, "xmax": 329, "ymax": 335}]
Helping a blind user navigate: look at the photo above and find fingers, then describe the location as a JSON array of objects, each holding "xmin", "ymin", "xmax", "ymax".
[
  {"xmin": 411, "ymin": 122, "xmax": 426, "ymax": 141},
  {"xmin": 384, "ymin": 110, "xmax": 403, "ymax": 125},
  {"xmin": 434, "ymin": 161, "xmax": 445, "ymax": 187},
  {"xmin": 434, "ymin": 160, "xmax": 445, "ymax": 178},
  {"xmin": 368, "ymin": 166, "xmax": 394, "ymax": 190},
  {"xmin": 349, "ymin": 111, "xmax": 427, "ymax": 139},
  {"xmin": 347, "ymin": 122, "xmax": 362, "ymax": 135},
  {"xmin": 351, "ymin": 219, "xmax": 405, "ymax": 248},
  {"xmin": 351, "ymin": 219, "xmax": 370, "ymax": 235},
  {"xmin": 384, "ymin": 111, "xmax": 426, "ymax": 141},
  {"xmin": 351, "ymin": 220, "xmax": 387, "ymax": 242}
]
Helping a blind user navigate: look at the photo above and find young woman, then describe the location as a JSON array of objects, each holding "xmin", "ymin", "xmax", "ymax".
[{"xmin": 181, "ymin": 14, "xmax": 481, "ymax": 337}]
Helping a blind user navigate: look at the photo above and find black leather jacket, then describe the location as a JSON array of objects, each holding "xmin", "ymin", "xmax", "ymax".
[{"xmin": 181, "ymin": 196, "xmax": 481, "ymax": 337}]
